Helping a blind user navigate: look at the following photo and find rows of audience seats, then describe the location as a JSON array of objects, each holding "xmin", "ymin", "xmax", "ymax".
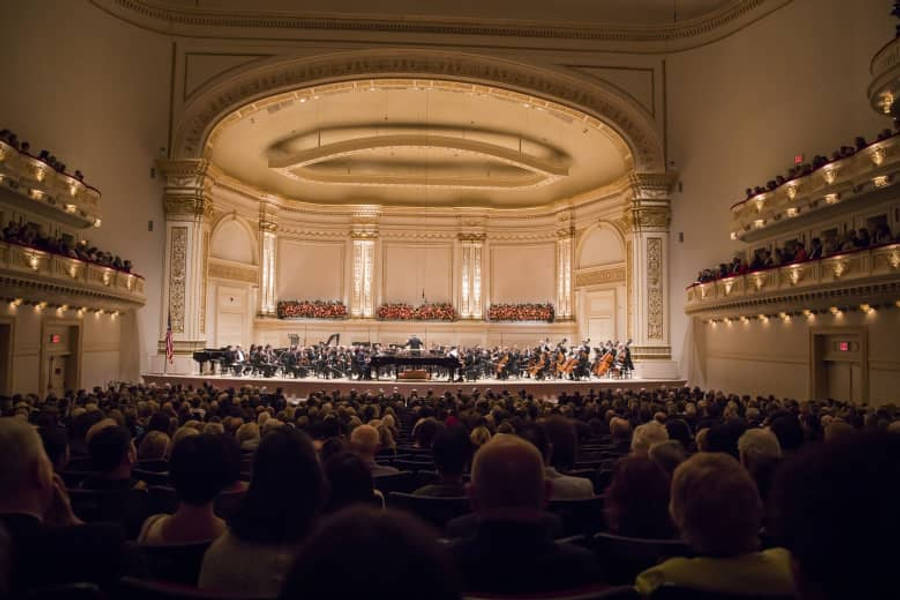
[
  {"xmin": 0, "ymin": 383, "xmax": 898, "ymax": 599},
  {"xmin": 2, "ymin": 220, "xmax": 134, "ymax": 273}
]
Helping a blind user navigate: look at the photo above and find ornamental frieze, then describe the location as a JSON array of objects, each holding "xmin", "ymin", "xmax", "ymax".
[{"xmin": 575, "ymin": 266, "xmax": 626, "ymax": 286}]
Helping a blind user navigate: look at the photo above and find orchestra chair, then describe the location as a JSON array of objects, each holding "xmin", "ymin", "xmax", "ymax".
[
  {"xmin": 67, "ymin": 487, "xmax": 151, "ymax": 540},
  {"xmin": 649, "ymin": 587, "xmax": 795, "ymax": 600},
  {"xmin": 136, "ymin": 459, "xmax": 170, "ymax": 473},
  {"xmin": 22, "ymin": 582, "xmax": 105, "ymax": 600},
  {"xmin": 134, "ymin": 469, "xmax": 171, "ymax": 487},
  {"xmin": 547, "ymin": 496, "xmax": 607, "ymax": 537},
  {"xmin": 464, "ymin": 584, "xmax": 639, "ymax": 600},
  {"xmin": 138, "ymin": 541, "xmax": 214, "ymax": 586},
  {"xmin": 114, "ymin": 577, "xmax": 270, "ymax": 600},
  {"xmin": 591, "ymin": 533, "xmax": 692, "ymax": 585},
  {"xmin": 373, "ymin": 471, "xmax": 418, "ymax": 494},
  {"xmin": 386, "ymin": 492, "xmax": 471, "ymax": 528}
]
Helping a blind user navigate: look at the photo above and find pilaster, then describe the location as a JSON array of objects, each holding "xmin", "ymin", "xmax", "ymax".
[
  {"xmin": 556, "ymin": 211, "xmax": 575, "ymax": 320},
  {"xmin": 458, "ymin": 232, "xmax": 486, "ymax": 319},
  {"xmin": 625, "ymin": 172, "xmax": 680, "ymax": 378},
  {"xmin": 155, "ymin": 159, "xmax": 215, "ymax": 372},
  {"xmin": 258, "ymin": 199, "xmax": 279, "ymax": 317}
]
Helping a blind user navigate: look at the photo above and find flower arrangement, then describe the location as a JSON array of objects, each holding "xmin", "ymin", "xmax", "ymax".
[
  {"xmin": 376, "ymin": 302, "xmax": 458, "ymax": 321},
  {"xmin": 487, "ymin": 303, "xmax": 555, "ymax": 322},
  {"xmin": 277, "ymin": 300, "xmax": 348, "ymax": 319}
]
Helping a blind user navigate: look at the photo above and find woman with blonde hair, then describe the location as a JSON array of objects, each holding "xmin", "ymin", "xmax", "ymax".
[{"xmin": 469, "ymin": 426, "xmax": 492, "ymax": 449}]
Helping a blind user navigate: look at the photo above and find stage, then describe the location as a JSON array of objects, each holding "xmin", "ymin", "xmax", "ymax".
[{"xmin": 141, "ymin": 372, "xmax": 687, "ymax": 399}]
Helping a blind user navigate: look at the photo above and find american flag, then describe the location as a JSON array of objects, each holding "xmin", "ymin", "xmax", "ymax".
[{"xmin": 165, "ymin": 312, "xmax": 174, "ymax": 364}]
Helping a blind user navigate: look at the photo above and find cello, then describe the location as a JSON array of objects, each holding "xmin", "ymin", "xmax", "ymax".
[{"xmin": 593, "ymin": 348, "xmax": 615, "ymax": 377}]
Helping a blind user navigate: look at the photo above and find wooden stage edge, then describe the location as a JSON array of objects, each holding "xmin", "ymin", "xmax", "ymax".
[{"xmin": 141, "ymin": 373, "xmax": 687, "ymax": 400}]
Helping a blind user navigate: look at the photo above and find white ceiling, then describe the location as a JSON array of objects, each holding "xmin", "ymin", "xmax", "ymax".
[
  {"xmin": 208, "ymin": 79, "xmax": 632, "ymax": 208},
  {"xmin": 156, "ymin": 0, "xmax": 736, "ymax": 26}
]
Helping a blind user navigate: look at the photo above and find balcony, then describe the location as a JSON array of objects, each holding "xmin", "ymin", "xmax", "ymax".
[
  {"xmin": 685, "ymin": 243, "xmax": 900, "ymax": 316},
  {"xmin": 729, "ymin": 135, "xmax": 900, "ymax": 243},
  {"xmin": 870, "ymin": 35, "xmax": 900, "ymax": 117},
  {"xmin": 0, "ymin": 140, "xmax": 101, "ymax": 228},
  {"xmin": 0, "ymin": 241, "xmax": 145, "ymax": 310}
]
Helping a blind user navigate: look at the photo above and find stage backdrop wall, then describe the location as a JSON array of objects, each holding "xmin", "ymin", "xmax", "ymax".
[
  {"xmin": 277, "ymin": 239, "xmax": 346, "ymax": 302},
  {"xmin": 490, "ymin": 243, "xmax": 555, "ymax": 304},
  {"xmin": 382, "ymin": 242, "xmax": 453, "ymax": 304}
]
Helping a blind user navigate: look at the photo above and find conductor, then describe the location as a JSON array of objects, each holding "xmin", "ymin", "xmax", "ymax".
[{"xmin": 405, "ymin": 334, "xmax": 424, "ymax": 356}]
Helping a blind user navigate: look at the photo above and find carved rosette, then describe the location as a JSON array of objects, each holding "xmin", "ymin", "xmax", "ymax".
[
  {"xmin": 647, "ymin": 237, "xmax": 664, "ymax": 340},
  {"xmin": 168, "ymin": 226, "xmax": 188, "ymax": 333}
]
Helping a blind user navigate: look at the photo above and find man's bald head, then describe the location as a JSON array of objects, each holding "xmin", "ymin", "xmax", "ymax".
[
  {"xmin": 350, "ymin": 424, "xmax": 380, "ymax": 456},
  {"xmin": 470, "ymin": 434, "xmax": 546, "ymax": 511},
  {"xmin": 0, "ymin": 418, "xmax": 54, "ymax": 513}
]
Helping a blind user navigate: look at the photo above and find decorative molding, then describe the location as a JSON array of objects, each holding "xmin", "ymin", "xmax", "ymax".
[
  {"xmin": 168, "ymin": 226, "xmax": 188, "ymax": 333},
  {"xmin": 208, "ymin": 259, "xmax": 259, "ymax": 284},
  {"xmin": 633, "ymin": 206, "xmax": 671, "ymax": 230},
  {"xmin": 159, "ymin": 159, "xmax": 216, "ymax": 221},
  {"xmin": 92, "ymin": 0, "xmax": 790, "ymax": 52},
  {"xmin": 575, "ymin": 265, "xmax": 626, "ymax": 287},
  {"xmin": 626, "ymin": 238, "xmax": 633, "ymax": 339},
  {"xmin": 200, "ymin": 229, "xmax": 209, "ymax": 333},
  {"xmin": 171, "ymin": 49, "xmax": 664, "ymax": 173},
  {"xmin": 647, "ymin": 236, "xmax": 663, "ymax": 339},
  {"xmin": 458, "ymin": 232, "xmax": 487, "ymax": 242}
]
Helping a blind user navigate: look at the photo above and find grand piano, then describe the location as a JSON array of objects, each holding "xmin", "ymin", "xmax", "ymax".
[
  {"xmin": 368, "ymin": 352, "xmax": 461, "ymax": 380},
  {"xmin": 192, "ymin": 348, "xmax": 230, "ymax": 374}
]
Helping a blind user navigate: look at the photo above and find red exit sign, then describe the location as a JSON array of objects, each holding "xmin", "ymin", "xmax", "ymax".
[
  {"xmin": 839, "ymin": 341, "xmax": 849, "ymax": 352},
  {"xmin": 49, "ymin": 334, "xmax": 61, "ymax": 344},
  {"xmin": 794, "ymin": 154, "xmax": 805, "ymax": 165}
]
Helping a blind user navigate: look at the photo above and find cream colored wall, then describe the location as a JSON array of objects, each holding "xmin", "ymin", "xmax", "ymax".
[
  {"xmin": 382, "ymin": 242, "xmax": 454, "ymax": 304},
  {"xmin": 668, "ymin": 0, "xmax": 893, "ymax": 380},
  {"xmin": 0, "ymin": 0, "xmax": 170, "ymax": 380},
  {"xmin": 695, "ymin": 309, "xmax": 900, "ymax": 406},
  {"xmin": 277, "ymin": 239, "xmax": 345, "ymax": 301},
  {"xmin": 489, "ymin": 243, "xmax": 555, "ymax": 304}
]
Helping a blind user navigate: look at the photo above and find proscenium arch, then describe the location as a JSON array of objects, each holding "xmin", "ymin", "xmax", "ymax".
[{"xmin": 172, "ymin": 49, "xmax": 664, "ymax": 173}]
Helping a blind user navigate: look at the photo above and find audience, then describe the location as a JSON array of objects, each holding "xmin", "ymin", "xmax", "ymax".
[
  {"xmin": 414, "ymin": 426, "xmax": 469, "ymax": 497},
  {"xmin": 350, "ymin": 423, "xmax": 399, "ymax": 476},
  {"xmin": 635, "ymin": 453, "xmax": 793, "ymax": 596},
  {"xmin": 279, "ymin": 507, "xmax": 461, "ymax": 600},
  {"xmin": 770, "ymin": 432, "xmax": 899, "ymax": 599},
  {"xmin": 519, "ymin": 422, "xmax": 594, "ymax": 499},
  {"xmin": 604, "ymin": 456, "xmax": 675, "ymax": 539},
  {"xmin": 80, "ymin": 423, "xmax": 139, "ymax": 490},
  {"xmin": 138, "ymin": 434, "xmax": 238, "ymax": 545},
  {"xmin": 199, "ymin": 428, "xmax": 324, "ymax": 597},
  {"xmin": 450, "ymin": 434, "xmax": 600, "ymax": 594},
  {"xmin": 2, "ymin": 220, "xmax": 133, "ymax": 273},
  {"xmin": 322, "ymin": 451, "xmax": 381, "ymax": 512},
  {"xmin": 737, "ymin": 428, "xmax": 781, "ymax": 506}
]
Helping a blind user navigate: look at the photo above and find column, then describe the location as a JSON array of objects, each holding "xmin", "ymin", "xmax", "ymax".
[
  {"xmin": 625, "ymin": 172, "xmax": 679, "ymax": 379},
  {"xmin": 258, "ymin": 200, "xmax": 279, "ymax": 317},
  {"xmin": 556, "ymin": 228, "xmax": 574, "ymax": 319},
  {"xmin": 350, "ymin": 230, "xmax": 377, "ymax": 318},
  {"xmin": 458, "ymin": 232, "xmax": 485, "ymax": 319},
  {"xmin": 156, "ymin": 159, "xmax": 215, "ymax": 373}
]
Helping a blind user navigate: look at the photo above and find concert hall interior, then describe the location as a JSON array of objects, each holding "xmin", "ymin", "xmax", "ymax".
[{"xmin": 2, "ymin": 1, "xmax": 900, "ymax": 598}]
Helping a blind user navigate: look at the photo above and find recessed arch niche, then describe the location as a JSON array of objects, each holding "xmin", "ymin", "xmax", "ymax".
[{"xmin": 210, "ymin": 217, "xmax": 257, "ymax": 265}]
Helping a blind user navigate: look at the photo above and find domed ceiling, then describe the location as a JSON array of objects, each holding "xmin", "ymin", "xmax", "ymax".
[{"xmin": 207, "ymin": 79, "xmax": 634, "ymax": 209}]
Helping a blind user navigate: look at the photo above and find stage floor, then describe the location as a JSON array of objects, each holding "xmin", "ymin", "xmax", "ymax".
[{"xmin": 141, "ymin": 372, "xmax": 686, "ymax": 399}]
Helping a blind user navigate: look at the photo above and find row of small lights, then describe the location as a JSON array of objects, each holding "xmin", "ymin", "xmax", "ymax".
[
  {"xmin": 0, "ymin": 172, "xmax": 101, "ymax": 228},
  {"xmin": 6, "ymin": 298, "xmax": 119, "ymax": 318},
  {"xmin": 704, "ymin": 301, "xmax": 900, "ymax": 325}
]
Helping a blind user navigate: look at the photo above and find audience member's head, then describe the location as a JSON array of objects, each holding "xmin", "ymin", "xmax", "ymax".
[
  {"xmin": 280, "ymin": 507, "xmax": 460, "ymax": 600},
  {"xmin": 670, "ymin": 453, "xmax": 761, "ymax": 556},
  {"xmin": 413, "ymin": 418, "xmax": 443, "ymax": 449},
  {"xmin": 235, "ymin": 422, "xmax": 260, "ymax": 451},
  {"xmin": 737, "ymin": 428, "xmax": 781, "ymax": 469},
  {"xmin": 664, "ymin": 418, "xmax": 692, "ymax": 449},
  {"xmin": 469, "ymin": 426, "xmax": 491, "ymax": 448},
  {"xmin": 431, "ymin": 426, "xmax": 471, "ymax": 479},
  {"xmin": 469, "ymin": 434, "xmax": 546, "ymax": 513},
  {"xmin": 610, "ymin": 417, "xmax": 632, "ymax": 443},
  {"xmin": 631, "ymin": 421, "xmax": 669, "ymax": 455},
  {"xmin": 169, "ymin": 433, "xmax": 239, "ymax": 506},
  {"xmin": 605, "ymin": 455, "xmax": 674, "ymax": 539},
  {"xmin": 0, "ymin": 418, "xmax": 55, "ymax": 516},
  {"xmin": 647, "ymin": 440, "xmax": 687, "ymax": 476},
  {"xmin": 138, "ymin": 430, "xmax": 170, "ymax": 461},
  {"xmin": 771, "ymin": 432, "xmax": 899, "ymax": 600},
  {"xmin": 229, "ymin": 428, "xmax": 324, "ymax": 544},
  {"xmin": 769, "ymin": 414, "xmax": 804, "ymax": 452},
  {"xmin": 88, "ymin": 425, "xmax": 135, "ymax": 477},
  {"xmin": 705, "ymin": 420, "xmax": 748, "ymax": 458},
  {"xmin": 349, "ymin": 424, "xmax": 380, "ymax": 460},
  {"xmin": 823, "ymin": 420, "xmax": 854, "ymax": 442},
  {"xmin": 39, "ymin": 426, "xmax": 69, "ymax": 472},
  {"xmin": 323, "ymin": 452, "xmax": 377, "ymax": 513},
  {"xmin": 542, "ymin": 416, "xmax": 578, "ymax": 472}
]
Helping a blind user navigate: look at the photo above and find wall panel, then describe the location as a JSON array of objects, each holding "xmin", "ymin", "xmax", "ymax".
[
  {"xmin": 277, "ymin": 239, "xmax": 344, "ymax": 301},
  {"xmin": 382, "ymin": 243, "xmax": 453, "ymax": 304},
  {"xmin": 490, "ymin": 243, "xmax": 555, "ymax": 304}
]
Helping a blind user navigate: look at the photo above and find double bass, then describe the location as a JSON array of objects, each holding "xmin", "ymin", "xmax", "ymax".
[
  {"xmin": 592, "ymin": 347, "xmax": 615, "ymax": 377},
  {"xmin": 495, "ymin": 352, "xmax": 510, "ymax": 377}
]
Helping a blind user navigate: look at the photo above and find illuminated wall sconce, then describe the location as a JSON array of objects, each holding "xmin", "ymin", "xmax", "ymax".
[
  {"xmin": 871, "ymin": 147, "xmax": 886, "ymax": 166},
  {"xmin": 873, "ymin": 175, "xmax": 890, "ymax": 188},
  {"xmin": 102, "ymin": 270, "xmax": 111, "ymax": 286},
  {"xmin": 753, "ymin": 219, "xmax": 765, "ymax": 229},
  {"xmin": 28, "ymin": 254, "xmax": 40, "ymax": 270},
  {"xmin": 789, "ymin": 268, "xmax": 801, "ymax": 285},
  {"xmin": 754, "ymin": 197, "xmax": 765, "ymax": 212},
  {"xmin": 57, "ymin": 304, "xmax": 68, "ymax": 315},
  {"xmin": 95, "ymin": 309, "xmax": 103, "ymax": 318},
  {"xmin": 35, "ymin": 301, "xmax": 46, "ymax": 312},
  {"xmin": 93, "ymin": 218, "xmax": 102, "ymax": 228},
  {"xmin": 740, "ymin": 316, "xmax": 750, "ymax": 324},
  {"xmin": 34, "ymin": 167, "xmax": 46, "ymax": 182},
  {"xmin": 786, "ymin": 207, "xmax": 798, "ymax": 218},
  {"xmin": 860, "ymin": 303, "xmax": 874, "ymax": 314},
  {"xmin": 786, "ymin": 185, "xmax": 798, "ymax": 200},
  {"xmin": 880, "ymin": 92, "xmax": 894, "ymax": 114},
  {"xmin": 724, "ymin": 317, "xmax": 732, "ymax": 325},
  {"xmin": 68, "ymin": 265, "xmax": 78, "ymax": 278},
  {"xmin": 829, "ymin": 306, "xmax": 842, "ymax": 316},
  {"xmin": 890, "ymin": 252, "xmax": 900, "ymax": 269},
  {"xmin": 824, "ymin": 193, "xmax": 839, "ymax": 205},
  {"xmin": 77, "ymin": 307, "xmax": 85, "ymax": 317},
  {"xmin": 803, "ymin": 309, "xmax": 815, "ymax": 319},
  {"xmin": 822, "ymin": 168, "xmax": 837, "ymax": 184},
  {"xmin": 709, "ymin": 320, "xmax": 718, "ymax": 327},
  {"xmin": 730, "ymin": 232, "xmax": 738, "ymax": 241},
  {"xmin": 110, "ymin": 310, "xmax": 119, "ymax": 319},
  {"xmin": 779, "ymin": 311, "xmax": 791, "ymax": 322},
  {"xmin": 68, "ymin": 183, "xmax": 79, "ymax": 197},
  {"xmin": 64, "ymin": 203, "xmax": 76, "ymax": 213},
  {"xmin": 758, "ymin": 314, "xmax": 768, "ymax": 322},
  {"xmin": 29, "ymin": 188, "xmax": 44, "ymax": 200}
]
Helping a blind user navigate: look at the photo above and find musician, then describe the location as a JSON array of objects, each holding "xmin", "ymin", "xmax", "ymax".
[{"xmin": 405, "ymin": 334, "xmax": 424, "ymax": 356}]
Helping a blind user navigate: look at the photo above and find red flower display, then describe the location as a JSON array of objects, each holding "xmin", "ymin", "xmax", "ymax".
[
  {"xmin": 277, "ymin": 300, "xmax": 348, "ymax": 319},
  {"xmin": 376, "ymin": 302, "xmax": 458, "ymax": 321},
  {"xmin": 487, "ymin": 303, "xmax": 555, "ymax": 323}
]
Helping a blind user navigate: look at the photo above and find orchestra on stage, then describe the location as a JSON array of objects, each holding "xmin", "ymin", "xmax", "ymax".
[{"xmin": 193, "ymin": 337, "xmax": 634, "ymax": 382}]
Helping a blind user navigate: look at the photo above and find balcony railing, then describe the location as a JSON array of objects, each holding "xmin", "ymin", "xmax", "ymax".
[
  {"xmin": 0, "ymin": 140, "xmax": 101, "ymax": 228},
  {"xmin": 0, "ymin": 240, "xmax": 145, "ymax": 308},
  {"xmin": 686, "ymin": 243, "xmax": 900, "ymax": 314}
]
